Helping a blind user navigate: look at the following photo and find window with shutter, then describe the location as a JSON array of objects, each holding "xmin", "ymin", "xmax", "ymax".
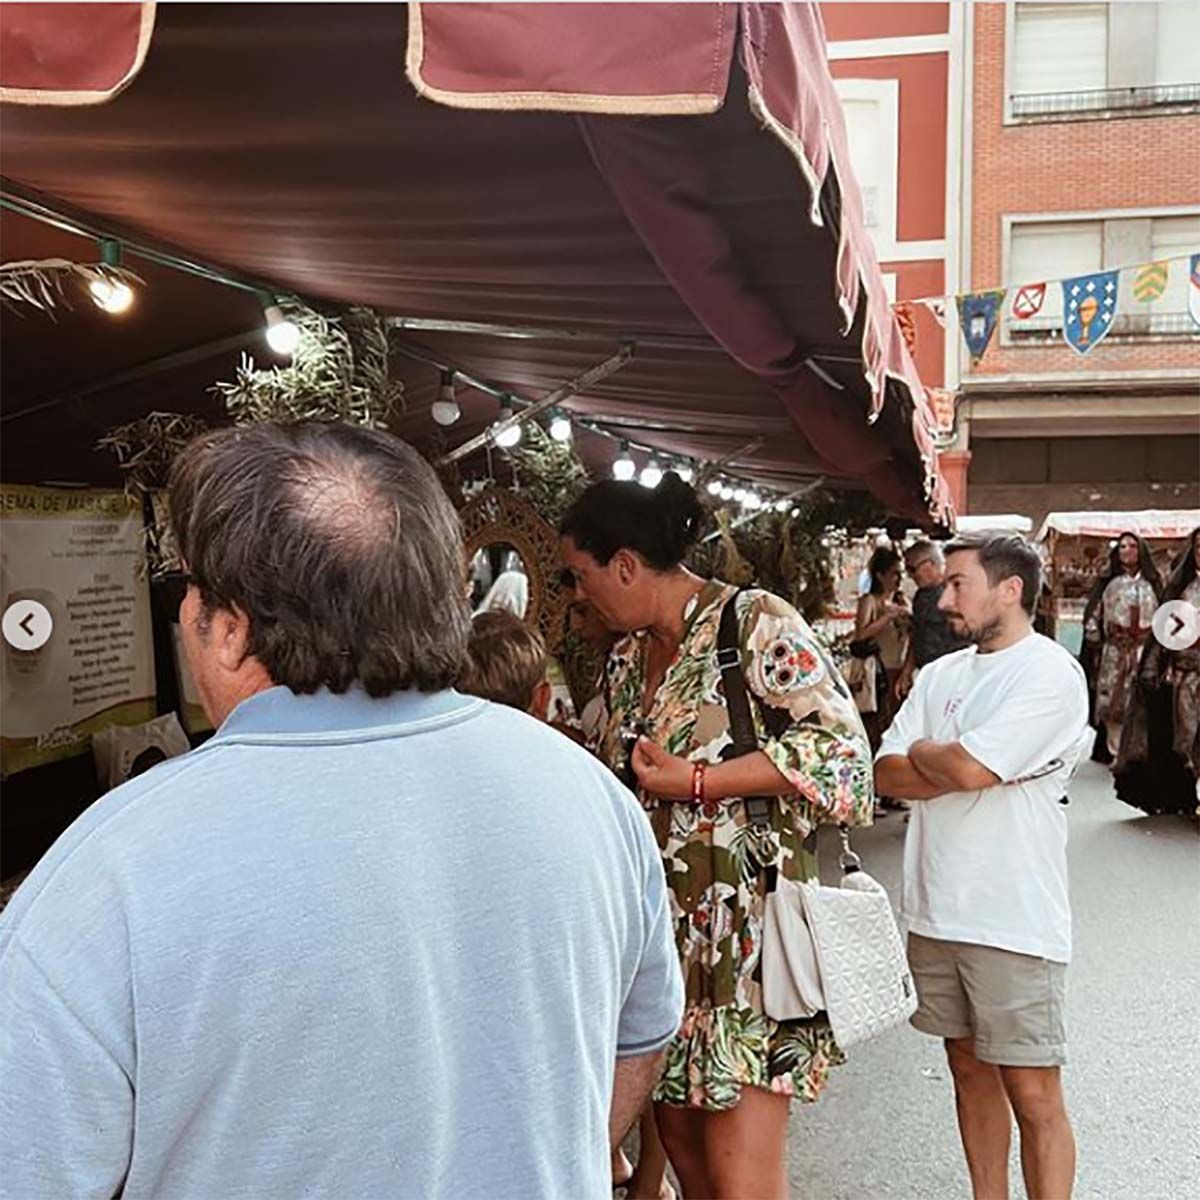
[
  {"xmin": 1147, "ymin": 216, "xmax": 1200, "ymax": 330},
  {"xmin": 1012, "ymin": 3, "xmax": 1108, "ymax": 98},
  {"xmin": 1155, "ymin": 3, "xmax": 1200, "ymax": 87},
  {"xmin": 1009, "ymin": 221, "xmax": 1103, "ymax": 329},
  {"xmin": 833, "ymin": 79, "xmax": 898, "ymax": 255}
]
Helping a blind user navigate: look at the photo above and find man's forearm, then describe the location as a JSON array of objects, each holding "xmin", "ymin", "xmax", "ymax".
[
  {"xmin": 874, "ymin": 754, "xmax": 945, "ymax": 800},
  {"xmin": 610, "ymin": 1049, "xmax": 667, "ymax": 1148},
  {"xmin": 909, "ymin": 739, "xmax": 1000, "ymax": 792}
]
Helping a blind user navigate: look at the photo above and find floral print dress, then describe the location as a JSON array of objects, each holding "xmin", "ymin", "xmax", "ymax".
[
  {"xmin": 1086, "ymin": 574, "xmax": 1158, "ymax": 724},
  {"xmin": 593, "ymin": 581, "xmax": 874, "ymax": 1111}
]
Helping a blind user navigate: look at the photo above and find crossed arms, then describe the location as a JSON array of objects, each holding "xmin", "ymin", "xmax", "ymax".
[{"xmin": 875, "ymin": 739, "xmax": 1001, "ymax": 801}]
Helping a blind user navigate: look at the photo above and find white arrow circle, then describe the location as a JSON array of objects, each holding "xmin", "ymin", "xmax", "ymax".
[
  {"xmin": 3, "ymin": 600, "xmax": 54, "ymax": 651},
  {"xmin": 1152, "ymin": 600, "xmax": 1200, "ymax": 652}
]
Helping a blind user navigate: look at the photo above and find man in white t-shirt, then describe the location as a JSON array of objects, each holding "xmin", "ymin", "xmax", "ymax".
[{"xmin": 876, "ymin": 533, "xmax": 1089, "ymax": 1200}]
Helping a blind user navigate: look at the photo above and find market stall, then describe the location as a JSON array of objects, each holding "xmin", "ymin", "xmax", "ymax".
[
  {"xmin": 1036, "ymin": 509, "xmax": 1200, "ymax": 650},
  {"xmin": 0, "ymin": 2, "xmax": 950, "ymax": 876}
]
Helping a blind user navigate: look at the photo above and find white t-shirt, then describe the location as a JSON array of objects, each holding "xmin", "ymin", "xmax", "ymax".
[{"xmin": 877, "ymin": 631, "xmax": 1090, "ymax": 963}]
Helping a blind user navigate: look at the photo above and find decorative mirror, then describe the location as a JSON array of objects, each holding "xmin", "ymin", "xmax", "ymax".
[{"xmin": 459, "ymin": 487, "xmax": 571, "ymax": 652}]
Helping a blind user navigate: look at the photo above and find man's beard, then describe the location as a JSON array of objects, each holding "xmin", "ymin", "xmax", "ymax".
[{"xmin": 946, "ymin": 613, "xmax": 1002, "ymax": 646}]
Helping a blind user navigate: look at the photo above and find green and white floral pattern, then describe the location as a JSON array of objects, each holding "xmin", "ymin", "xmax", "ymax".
[{"xmin": 594, "ymin": 582, "xmax": 874, "ymax": 1110}]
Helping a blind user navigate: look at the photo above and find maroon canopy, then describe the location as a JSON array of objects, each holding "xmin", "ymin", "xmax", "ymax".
[{"xmin": 0, "ymin": 2, "xmax": 950, "ymax": 523}]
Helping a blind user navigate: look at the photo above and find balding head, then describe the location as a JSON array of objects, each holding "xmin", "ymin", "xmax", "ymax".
[{"xmin": 168, "ymin": 421, "xmax": 469, "ymax": 707}]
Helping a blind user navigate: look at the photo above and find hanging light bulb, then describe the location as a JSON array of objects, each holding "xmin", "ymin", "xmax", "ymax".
[
  {"xmin": 719, "ymin": 484, "xmax": 735, "ymax": 501},
  {"xmin": 706, "ymin": 479, "xmax": 723, "ymax": 497},
  {"xmin": 775, "ymin": 499, "xmax": 791, "ymax": 513},
  {"xmin": 263, "ymin": 299, "xmax": 301, "ymax": 356},
  {"xmin": 612, "ymin": 442, "xmax": 636, "ymax": 481},
  {"xmin": 791, "ymin": 507, "xmax": 801, "ymax": 518},
  {"xmin": 88, "ymin": 239, "xmax": 135, "ymax": 314},
  {"xmin": 743, "ymin": 491, "xmax": 762, "ymax": 510},
  {"xmin": 640, "ymin": 458, "xmax": 663, "ymax": 489},
  {"xmin": 676, "ymin": 462, "xmax": 695, "ymax": 484},
  {"xmin": 549, "ymin": 410, "xmax": 573, "ymax": 442},
  {"xmin": 430, "ymin": 369, "xmax": 461, "ymax": 426},
  {"xmin": 733, "ymin": 487, "xmax": 747, "ymax": 503},
  {"xmin": 493, "ymin": 398, "xmax": 523, "ymax": 449}
]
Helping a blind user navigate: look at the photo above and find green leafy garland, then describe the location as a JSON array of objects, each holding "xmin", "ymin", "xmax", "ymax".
[{"xmin": 211, "ymin": 302, "xmax": 403, "ymax": 428}]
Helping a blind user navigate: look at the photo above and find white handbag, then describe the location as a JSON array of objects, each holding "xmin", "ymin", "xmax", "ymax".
[{"xmin": 762, "ymin": 832, "xmax": 917, "ymax": 1049}]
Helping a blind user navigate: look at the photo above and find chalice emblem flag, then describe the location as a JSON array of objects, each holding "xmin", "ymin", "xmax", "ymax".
[{"xmin": 1062, "ymin": 270, "xmax": 1119, "ymax": 355}]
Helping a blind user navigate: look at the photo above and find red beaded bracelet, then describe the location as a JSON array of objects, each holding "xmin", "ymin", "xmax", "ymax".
[{"xmin": 690, "ymin": 761, "xmax": 707, "ymax": 806}]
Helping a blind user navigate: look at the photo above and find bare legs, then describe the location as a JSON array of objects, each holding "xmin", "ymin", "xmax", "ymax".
[
  {"xmin": 657, "ymin": 1086, "xmax": 790, "ymax": 1200},
  {"xmin": 946, "ymin": 1038, "xmax": 1075, "ymax": 1200},
  {"xmin": 624, "ymin": 1106, "xmax": 676, "ymax": 1200}
]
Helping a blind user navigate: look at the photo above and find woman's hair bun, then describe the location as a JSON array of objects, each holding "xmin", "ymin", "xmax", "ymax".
[
  {"xmin": 654, "ymin": 471, "xmax": 704, "ymax": 560},
  {"xmin": 559, "ymin": 470, "xmax": 707, "ymax": 572}
]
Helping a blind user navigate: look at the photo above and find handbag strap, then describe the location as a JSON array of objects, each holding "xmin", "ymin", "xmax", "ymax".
[{"xmin": 716, "ymin": 591, "xmax": 772, "ymax": 831}]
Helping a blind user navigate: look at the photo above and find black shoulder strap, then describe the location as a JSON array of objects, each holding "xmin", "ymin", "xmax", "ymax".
[{"xmin": 717, "ymin": 591, "xmax": 773, "ymax": 830}]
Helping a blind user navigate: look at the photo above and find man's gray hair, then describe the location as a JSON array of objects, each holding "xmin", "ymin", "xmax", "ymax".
[{"xmin": 905, "ymin": 539, "xmax": 943, "ymax": 566}]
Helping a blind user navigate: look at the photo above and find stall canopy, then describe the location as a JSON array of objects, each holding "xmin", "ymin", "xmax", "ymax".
[
  {"xmin": 0, "ymin": 2, "xmax": 951, "ymax": 523},
  {"xmin": 1037, "ymin": 511, "xmax": 1200, "ymax": 543}
]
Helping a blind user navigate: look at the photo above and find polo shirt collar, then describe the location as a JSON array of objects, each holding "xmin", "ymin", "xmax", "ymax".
[{"xmin": 213, "ymin": 685, "xmax": 482, "ymax": 741}]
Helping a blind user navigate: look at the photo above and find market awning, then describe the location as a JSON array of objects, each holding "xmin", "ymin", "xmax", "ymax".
[
  {"xmin": 1036, "ymin": 510, "xmax": 1200, "ymax": 543},
  {"xmin": 0, "ymin": 2, "xmax": 950, "ymax": 523}
]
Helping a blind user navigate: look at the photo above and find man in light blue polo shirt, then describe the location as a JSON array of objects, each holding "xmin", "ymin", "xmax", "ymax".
[{"xmin": 0, "ymin": 421, "xmax": 683, "ymax": 1200}]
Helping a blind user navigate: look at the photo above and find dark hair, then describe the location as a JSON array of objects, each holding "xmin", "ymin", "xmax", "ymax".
[
  {"xmin": 1163, "ymin": 527, "xmax": 1200, "ymax": 602},
  {"xmin": 168, "ymin": 421, "xmax": 470, "ymax": 696},
  {"xmin": 867, "ymin": 547, "xmax": 901, "ymax": 595},
  {"xmin": 559, "ymin": 471, "xmax": 704, "ymax": 571},
  {"xmin": 1083, "ymin": 532, "xmax": 1164, "ymax": 632},
  {"xmin": 943, "ymin": 532, "xmax": 1042, "ymax": 616},
  {"xmin": 460, "ymin": 610, "xmax": 548, "ymax": 712}
]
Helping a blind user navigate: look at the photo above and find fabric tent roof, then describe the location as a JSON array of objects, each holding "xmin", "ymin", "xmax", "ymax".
[
  {"xmin": 0, "ymin": 1, "xmax": 950, "ymax": 523},
  {"xmin": 1036, "ymin": 511, "xmax": 1200, "ymax": 542}
]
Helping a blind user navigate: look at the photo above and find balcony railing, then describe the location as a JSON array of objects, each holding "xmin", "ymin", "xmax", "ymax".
[
  {"xmin": 1006, "ymin": 311, "xmax": 1199, "ymax": 344},
  {"xmin": 1010, "ymin": 81, "xmax": 1200, "ymax": 120}
]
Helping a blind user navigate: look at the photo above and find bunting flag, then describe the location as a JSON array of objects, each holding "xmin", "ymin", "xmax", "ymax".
[
  {"xmin": 1011, "ymin": 283, "xmax": 1046, "ymax": 320},
  {"xmin": 1190, "ymin": 254, "xmax": 1200, "ymax": 329},
  {"xmin": 893, "ymin": 301, "xmax": 918, "ymax": 356},
  {"xmin": 1062, "ymin": 270, "xmax": 1119, "ymax": 356},
  {"xmin": 957, "ymin": 289, "xmax": 1005, "ymax": 364},
  {"xmin": 1132, "ymin": 261, "xmax": 1168, "ymax": 303}
]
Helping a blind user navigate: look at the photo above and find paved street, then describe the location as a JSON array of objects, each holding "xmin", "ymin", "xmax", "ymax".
[{"xmin": 788, "ymin": 762, "xmax": 1200, "ymax": 1200}]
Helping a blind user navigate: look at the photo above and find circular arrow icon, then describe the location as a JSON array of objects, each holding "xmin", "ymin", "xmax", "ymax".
[
  {"xmin": 1152, "ymin": 600, "xmax": 1200, "ymax": 652},
  {"xmin": 3, "ymin": 599, "xmax": 54, "ymax": 651}
]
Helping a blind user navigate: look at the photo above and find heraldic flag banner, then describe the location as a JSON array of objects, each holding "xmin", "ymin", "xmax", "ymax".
[
  {"xmin": 1062, "ymin": 270, "xmax": 1118, "ymax": 356},
  {"xmin": 1190, "ymin": 253, "xmax": 1200, "ymax": 329},
  {"xmin": 957, "ymin": 290, "xmax": 1005, "ymax": 364}
]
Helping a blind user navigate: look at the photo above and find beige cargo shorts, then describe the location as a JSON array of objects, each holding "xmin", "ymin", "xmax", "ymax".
[{"xmin": 907, "ymin": 933, "xmax": 1067, "ymax": 1067}]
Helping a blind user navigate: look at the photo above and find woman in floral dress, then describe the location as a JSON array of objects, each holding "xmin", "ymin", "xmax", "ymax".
[
  {"xmin": 1081, "ymin": 532, "xmax": 1162, "ymax": 760},
  {"xmin": 560, "ymin": 474, "xmax": 874, "ymax": 1199}
]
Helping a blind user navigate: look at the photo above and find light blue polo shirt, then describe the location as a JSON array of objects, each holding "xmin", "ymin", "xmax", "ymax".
[{"xmin": 0, "ymin": 687, "xmax": 682, "ymax": 1199}]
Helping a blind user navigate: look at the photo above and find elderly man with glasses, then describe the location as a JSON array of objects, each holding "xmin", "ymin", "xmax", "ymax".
[{"xmin": 895, "ymin": 540, "xmax": 971, "ymax": 700}]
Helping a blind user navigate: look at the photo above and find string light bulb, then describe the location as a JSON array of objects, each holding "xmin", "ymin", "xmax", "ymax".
[
  {"xmin": 743, "ymin": 491, "xmax": 762, "ymax": 510},
  {"xmin": 733, "ymin": 487, "xmax": 747, "ymax": 503},
  {"xmin": 549, "ymin": 410, "xmax": 573, "ymax": 442},
  {"xmin": 613, "ymin": 442, "xmax": 636, "ymax": 481},
  {"xmin": 719, "ymin": 484, "xmax": 735, "ymax": 501},
  {"xmin": 706, "ymin": 479, "xmax": 723, "ymax": 497},
  {"xmin": 775, "ymin": 499, "xmax": 791, "ymax": 513},
  {"xmin": 676, "ymin": 462, "xmax": 695, "ymax": 484},
  {"xmin": 263, "ymin": 299, "xmax": 301, "ymax": 356},
  {"xmin": 493, "ymin": 398, "xmax": 523, "ymax": 449},
  {"xmin": 640, "ymin": 459, "xmax": 663, "ymax": 489},
  {"xmin": 431, "ymin": 369, "xmax": 461, "ymax": 426},
  {"xmin": 89, "ymin": 239, "xmax": 134, "ymax": 314}
]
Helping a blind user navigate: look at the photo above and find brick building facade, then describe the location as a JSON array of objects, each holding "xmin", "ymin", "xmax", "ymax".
[
  {"xmin": 959, "ymin": 1, "xmax": 1200, "ymax": 524},
  {"xmin": 824, "ymin": 1, "xmax": 1200, "ymax": 523}
]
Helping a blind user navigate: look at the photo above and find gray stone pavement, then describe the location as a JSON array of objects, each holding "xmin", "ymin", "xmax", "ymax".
[{"xmin": 787, "ymin": 761, "xmax": 1200, "ymax": 1200}]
